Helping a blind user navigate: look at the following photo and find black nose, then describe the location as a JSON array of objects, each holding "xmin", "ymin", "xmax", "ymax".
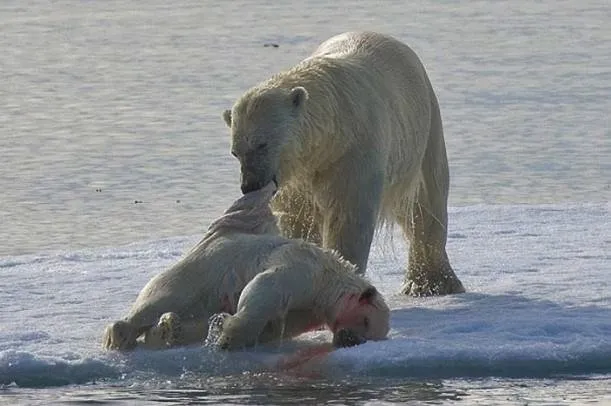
[{"xmin": 332, "ymin": 329, "xmax": 367, "ymax": 348}]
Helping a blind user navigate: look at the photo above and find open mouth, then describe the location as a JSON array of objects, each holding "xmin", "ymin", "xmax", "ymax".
[{"xmin": 241, "ymin": 175, "xmax": 279, "ymax": 195}]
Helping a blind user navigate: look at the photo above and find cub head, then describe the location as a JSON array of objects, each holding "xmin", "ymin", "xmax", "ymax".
[
  {"xmin": 331, "ymin": 286, "xmax": 390, "ymax": 348},
  {"xmin": 223, "ymin": 86, "xmax": 308, "ymax": 194}
]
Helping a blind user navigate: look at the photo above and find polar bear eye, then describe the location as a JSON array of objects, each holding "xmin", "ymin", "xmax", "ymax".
[
  {"xmin": 231, "ymin": 150, "xmax": 238, "ymax": 158},
  {"xmin": 363, "ymin": 317, "xmax": 370, "ymax": 329},
  {"xmin": 256, "ymin": 142, "xmax": 268, "ymax": 151}
]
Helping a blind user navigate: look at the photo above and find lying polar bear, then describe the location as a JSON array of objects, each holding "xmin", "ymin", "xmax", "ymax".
[
  {"xmin": 209, "ymin": 238, "xmax": 389, "ymax": 351},
  {"xmin": 103, "ymin": 182, "xmax": 389, "ymax": 350}
]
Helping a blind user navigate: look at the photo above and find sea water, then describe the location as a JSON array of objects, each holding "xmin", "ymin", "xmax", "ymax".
[{"xmin": 1, "ymin": 1, "xmax": 610, "ymax": 404}]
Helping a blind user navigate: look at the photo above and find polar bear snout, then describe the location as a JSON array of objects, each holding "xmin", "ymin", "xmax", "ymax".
[
  {"xmin": 241, "ymin": 174, "xmax": 278, "ymax": 194},
  {"xmin": 239, "ymin": 164, "xmax": 275, "ymax": 194},
  {"xmin": 241, "ymin": 178, "xmax": 265, "ymax": 194},
  {"xmin": 235, "ymin": 136, "xmax": 281, "ymax": 195}
]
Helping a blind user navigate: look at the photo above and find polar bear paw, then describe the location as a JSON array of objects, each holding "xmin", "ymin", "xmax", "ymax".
[
  {"xmin": 402, "ymin": 263, "xmax": 465, "ymax": 296},
  {"xmin": 145, "ymin": 312, "xmax": 182, "ymax": 349},
  {"xmin": 203, "ymin": 312, "xmax": 231, "ymax": 348}
]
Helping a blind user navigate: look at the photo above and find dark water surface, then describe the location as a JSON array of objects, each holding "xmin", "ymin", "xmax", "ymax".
[{"xmin": 2, "ymin": 0, "xmax": 609, "ymax": 257}]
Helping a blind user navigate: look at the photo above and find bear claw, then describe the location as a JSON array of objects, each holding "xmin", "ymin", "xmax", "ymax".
[{"xmin": 401, "ymin": 269, "xmax": 465, "ymax": 296}]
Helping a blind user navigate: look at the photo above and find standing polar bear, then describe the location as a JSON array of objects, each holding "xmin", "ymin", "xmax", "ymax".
[
  {"xmin": 223, "ymin": 31, "xmax": 464, "ymax": 296},
  {"xmin": 102, "ymin": 182, "xmax": 389, "ymax": 350}
]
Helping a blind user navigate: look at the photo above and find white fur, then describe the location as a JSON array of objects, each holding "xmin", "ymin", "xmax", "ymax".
[
  {"xmin": 217, "ymin": 241, "xmax": 390, "ymax": 350},
  {"xmin": 102, "ymin": 182, "xmax": 389, "ymax": 350},
  {"xmin": 224, "ymin": 31, "xmax": 465, "ymax": 295},
  {"xmin": 103, "ymin": 182, "xmax": 286, "ymax": 350}
]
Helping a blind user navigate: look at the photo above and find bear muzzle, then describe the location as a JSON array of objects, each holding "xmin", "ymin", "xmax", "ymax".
[
  {"xmin": 241, "ymin": 180, "xmax": 265, "ymax": 194},
  {"xmin": 241, "ymin": 174, "xmax": 278, "ymax": 194}
]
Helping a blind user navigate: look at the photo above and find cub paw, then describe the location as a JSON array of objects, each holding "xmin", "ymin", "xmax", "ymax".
[
  {"xmin": 103, "ymin": 320, "xmax": 137, "ymax": 351},
  {"xmin": 145, "ymin": 312, "xmax": 182, "ymax": 348},
  {"xmin": 203, "ymin": 312, "xmax": 231, "ymax": 348}
]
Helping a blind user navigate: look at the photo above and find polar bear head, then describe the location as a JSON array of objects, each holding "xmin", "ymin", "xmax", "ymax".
[
  {"xmin": 330, "ymin": 286, "xmax": 390, "ymax": 348},
  {"xmin": 223, "ymin": 86, "xmax": 308, "ymax": 194}
]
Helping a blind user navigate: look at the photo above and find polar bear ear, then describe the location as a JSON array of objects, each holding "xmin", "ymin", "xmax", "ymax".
[
  {"xmin": 359, "ymin": 286, "xmax": 378, "ymax": 304},
  {"xmin": 289, "ymin": 87, "xmax": 308, "ymax": 110},
  {"xmin": 222, "ymin": 109, "xmax": 232, "ymax": 127}
]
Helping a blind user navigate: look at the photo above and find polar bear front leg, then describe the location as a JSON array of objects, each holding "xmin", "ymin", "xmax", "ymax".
[
  {"xmin": 212, "ymin": 310, "xmax": 321, "ymax": 350},
  {"xmin": 216, "ymin": 312, "xmax": 273, "ymax": 350},
  {"xmin": 399, "ymin": 105, "xmax": 465, "ymax": 296},
  {"xmin": 216, "ymin": 271, "xmax": 290, "ymax": 350},
  {"xmin": 320, "ymin": 165, "xmax": 383, "ymax": 274},
  {"xmin": 257, "ymin": 309, "xmax": 324, "ymax": 344}
]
